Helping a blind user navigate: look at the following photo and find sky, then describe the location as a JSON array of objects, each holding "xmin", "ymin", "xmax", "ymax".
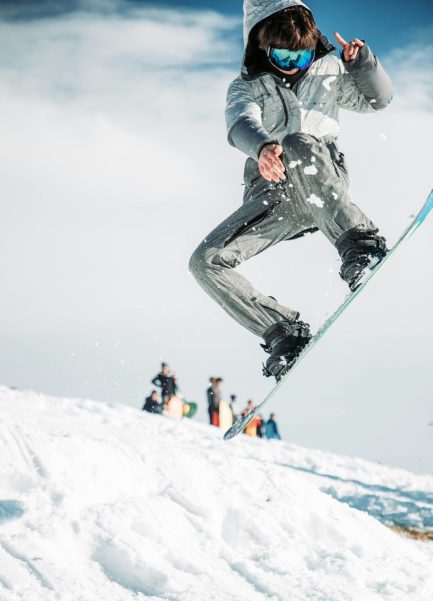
[{"xmin": 0, "ymin": 0, "xmax": 432, "ymax": 473}]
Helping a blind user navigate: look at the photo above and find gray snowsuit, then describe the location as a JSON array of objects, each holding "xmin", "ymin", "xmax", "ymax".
[{"xmin": 189, "ymin": 0, "xmax": 393, "ymax": 337}]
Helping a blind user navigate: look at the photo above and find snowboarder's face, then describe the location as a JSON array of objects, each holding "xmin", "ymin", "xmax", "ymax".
[{"xmin": 257, "ymin": 8, "xmax": 318, "ymax": 75}]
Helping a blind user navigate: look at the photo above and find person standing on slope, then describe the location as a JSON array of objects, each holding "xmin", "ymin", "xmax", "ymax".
[
  {"xmin": 242, "ymin": 400, "xmax": 262, "ymax": 436},
  {"xmin": 151, "ymin": 362, "xmax": 178, "ymax": 406},
  {"xmin": 265, "ymin": 413, "xmax": 282, "ymax": 440},
  {"xmin": 207, "ymin": 377, "xmax": 224, "ymax": 427},
  {"xmin": 189, "ymin": 1, "xmax": 392, "ymax": 381}
]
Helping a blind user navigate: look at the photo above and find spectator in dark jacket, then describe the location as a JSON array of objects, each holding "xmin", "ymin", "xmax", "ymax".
[
  {"xmin": 265, "ymin": 413, "xmax": 282, "ymax": 440},
  {"xmin": 152, "ymin": 362, "xmax": 178, "ymax": 405},
  {"xmin": 206, "ymin": 377, "xmax": 216, "ymax": 425},
  {"xmin": 256, "ymin": 414, "xmax": 265, "ymax": 438},
  {"xmin": 207, "ymin": 377, "xmax": 223, "ymax": 426},
  {"xmin": 230, "ymin": 394, "xmax": 240, "ymax": 422},
  {"xmin": 142, "ymin": 390, "xmax": 163, "ymax": 415}
]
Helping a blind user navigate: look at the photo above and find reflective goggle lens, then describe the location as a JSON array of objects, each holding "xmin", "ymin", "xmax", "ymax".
[{"xmin": 268, "ymin": 47, "xmax": 315, "ymax": 71}]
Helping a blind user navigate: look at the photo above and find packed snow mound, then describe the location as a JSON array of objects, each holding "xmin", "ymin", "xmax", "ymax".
[{"xmin": 0, "ymin": 386, "xmax": 432, "ymax": 601}]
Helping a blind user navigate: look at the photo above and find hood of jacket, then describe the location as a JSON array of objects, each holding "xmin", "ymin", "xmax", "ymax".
[
  {"xmin": 243, "ymin": 0, "xmax": 311, "ymax": 47},
  {"xmin": 241, "ymin": 0, "xmax": 335, "ymax": 79}
]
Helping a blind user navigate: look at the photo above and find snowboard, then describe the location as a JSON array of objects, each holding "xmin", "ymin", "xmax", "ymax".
[
  {"xmin": 166, "ymin": 396, "xmax": 184, "ymax": 421},
  {"xmin": 183, "ymin": 401, "xmax": 198, "ymax": 419},
  {"xmin": 219, "ymin": 400, "xmax": 234, "ymax": 431},
  {"xmin": 224, "ymin": 190, "xmax": 433, "ymax": 441}
]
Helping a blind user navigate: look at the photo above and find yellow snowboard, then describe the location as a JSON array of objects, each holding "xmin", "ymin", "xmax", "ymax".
[
  {"xmin": 218, "ymin": 400, "xmax": 233, "ymax": 431},
  {"xmin": 166, "ymin": 396, "xmax": 184, "ymax": 421}
]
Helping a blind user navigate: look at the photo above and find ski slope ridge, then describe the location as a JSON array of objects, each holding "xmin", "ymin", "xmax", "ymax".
[{"xmin": 0, "ymin": 386, "xmax": 432, "ymax": 601}]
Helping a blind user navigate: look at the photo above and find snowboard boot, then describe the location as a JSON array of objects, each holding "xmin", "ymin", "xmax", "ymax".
[
  {"xmin": 261, "ymin": 319, "xmax": 312, "ymax": 382},
  {"xmin": 337, "ymin": 228, "xmax": 388, "ymax": 292}
]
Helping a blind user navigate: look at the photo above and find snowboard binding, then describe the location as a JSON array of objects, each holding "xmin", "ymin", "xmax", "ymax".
[
  {"xmin": 337, "ymin": 228, "xmax": 388, "ymax": 292},
  {"xmin": 261, "ymin": 319, "xmax": 312, "ymax": 382}
]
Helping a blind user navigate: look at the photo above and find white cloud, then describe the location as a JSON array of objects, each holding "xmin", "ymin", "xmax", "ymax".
[
  {"xmin": 0, "ymin": 7, "xmax": 431, "ymax": 471},
  {"xmin": 382, "ymin": 28, "xmax": 433, "ymax": 112}
]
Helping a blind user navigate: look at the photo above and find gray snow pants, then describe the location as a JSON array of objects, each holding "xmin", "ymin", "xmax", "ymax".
[{"xmin": 189, "ymin": 133, "xmax": 377, "ymax": 337}]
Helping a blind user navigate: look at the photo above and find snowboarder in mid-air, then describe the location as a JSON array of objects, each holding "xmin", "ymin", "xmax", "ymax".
[{"xmin": 189, "ymin": 0, "xmax": 393, "ymax": 381}]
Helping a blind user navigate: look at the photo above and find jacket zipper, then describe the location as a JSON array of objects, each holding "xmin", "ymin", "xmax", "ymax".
[{"xmin": 276, "ymin": 87, "xmax": 289, "ymax": 126}]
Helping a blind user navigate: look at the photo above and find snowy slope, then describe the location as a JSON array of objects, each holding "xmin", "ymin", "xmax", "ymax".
[{"xmin": 0, "ymin": 386, "xmax": 432, "ymax": 601}]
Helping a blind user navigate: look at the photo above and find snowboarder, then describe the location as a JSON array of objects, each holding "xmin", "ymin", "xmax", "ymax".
[
  {"xmin": 265, "ymin": 413, "xmax": 282, "ymax": 439},
  {"xmin": 151, "ymin": 362, "xmax": 178, "ymax": 405},
  {"xmin": 142, "ymin": 390, "xmax": 163, "ymax": 415},
  {"xmin": 189, "ymin": 1, "xmax": 392, "ymax": 381}
]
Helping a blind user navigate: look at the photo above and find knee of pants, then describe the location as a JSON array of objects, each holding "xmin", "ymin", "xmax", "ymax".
[
  {"xmin": 281, "ymin": 132, "xmax": 317, "ymax": 156},
  {"xmin": 189, "ymin": 242, "xmax": 218, "ymax": 281},
  {"xmin": 189, "ymin": 241, "xmax": 238, "ymax": 282},
  {"xmin": 189, "ymin": 244, "xmax": 205, "ymax": 280}
]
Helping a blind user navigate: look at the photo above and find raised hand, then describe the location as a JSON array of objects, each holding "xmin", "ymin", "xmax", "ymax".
[
  {"xmin": 258, "ymin": 143, "xmax": 286, "ymax": 183},
  {"xmin": 334, "ymin": 32, "xmax": 364, "ymax": 62}
]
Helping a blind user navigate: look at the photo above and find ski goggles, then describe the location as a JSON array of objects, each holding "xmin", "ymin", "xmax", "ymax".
[{"xmin": 266, "ymin": 46, "xmax": 315, "ymax": 71}]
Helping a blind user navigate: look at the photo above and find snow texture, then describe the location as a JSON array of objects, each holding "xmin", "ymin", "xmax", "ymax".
[
  {"xmin": 0, "ymin": 386, "xmax": 433, "ymax": 601},
  {"xmin": 322, "ymin": 75, "xmax": 337, "ymax": 91},
  {"xmin": 304, "ymin": 165, "xmax": 318, "ymax": 175},
  {"xmin": 306, "ymin": 193, "xmax": 324, "ymax": 208},
  {"xmin": 288, "ymin": 159, "xmax": 302, "ymax": 169}
]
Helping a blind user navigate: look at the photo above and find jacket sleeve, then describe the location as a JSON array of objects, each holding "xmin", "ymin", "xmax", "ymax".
[
  {"xmin": 336, "ymin": 43, "xmax": 393, "ymax": 113},
  {"xmin": 225, "ymin": 76, "xmax": 275, "ymax": 160},
  {"xmin": 151, "ymin": 375, "xmax": 161, "ymax": 387}
]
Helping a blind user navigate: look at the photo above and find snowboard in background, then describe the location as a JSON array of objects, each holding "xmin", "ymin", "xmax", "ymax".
[
  {"xmin": 224, "ymin": 190, "xmax": 433, "ymax": 441},
  {"xmin": 219, "ymin": 401, "xmax": 233, "ymax": 431},
  {"xmin": 183, "ymin": 401, "xmax": 198, "ymax": 419},
  {"xmin": 166, "ymin": 396, "xmax": 184, "ymax": 421}
]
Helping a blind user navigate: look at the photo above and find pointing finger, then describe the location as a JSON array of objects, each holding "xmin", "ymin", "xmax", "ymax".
[
  {"xmin": 334, "ymin": 31, "xmax": 347, "ymax": 48},
  {"xmin": 348, "ymin": 42, "xmax": 357, "ymax": 58}
]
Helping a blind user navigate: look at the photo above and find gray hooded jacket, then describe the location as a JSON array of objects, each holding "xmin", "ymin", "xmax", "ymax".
[{"xmin": 226, "ymin": 0, "xmax": 393, "ymax": 161}]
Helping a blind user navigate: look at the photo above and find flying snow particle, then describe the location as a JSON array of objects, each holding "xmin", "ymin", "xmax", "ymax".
[
  {"xmin": 380, "ymin": 133, "xmax": 387, "ymax": 140},
  {"xmin": 332, "ymin": 192, "xmax": 339, "ymax": 200},
  {"xmin": 322, "ymin": 76, "xmax": 337, "ymax": 91},
  {"xmin": 306, "ymin": 194, "xmax": 324, "ymax": 208},
  {"xmin": 289, "ymin": 160, "xmax": 302, "ymax": 169},
  {"xmin": 370, "ymin": 98, "xmax": 377, "ymax": 104},
  {"xmin": 304, "ymin": 165, "xmax": 318, "ymax": 175},
  {"xmin": 311, "ymin": 156, "xmax": 316, "ymax": 163},
  {"xmin": 263, "ymin": 200, "xmax": 269, "ymax": 205}
]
